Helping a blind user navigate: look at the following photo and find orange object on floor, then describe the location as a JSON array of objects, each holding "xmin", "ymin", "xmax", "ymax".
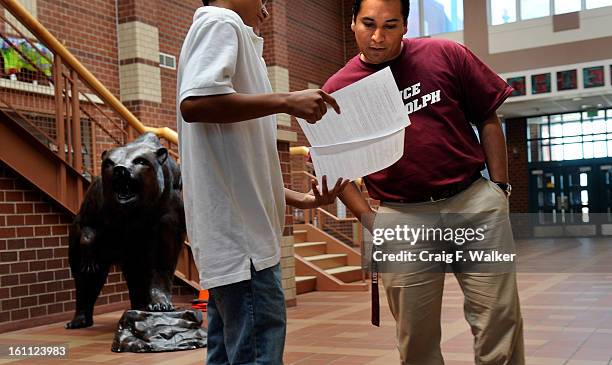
[{"xmin": 191, "ymin": 289, "xmax": 209, "ymax": 311}]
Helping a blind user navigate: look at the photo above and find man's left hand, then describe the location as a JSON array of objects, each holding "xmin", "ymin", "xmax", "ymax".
[{"xmin": 303, "ymin": 176, "xmax": 350, "ymax": 208}]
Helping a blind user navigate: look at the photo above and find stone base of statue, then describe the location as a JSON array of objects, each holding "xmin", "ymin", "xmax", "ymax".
[{"xmin": 111, "ymin": 309, "xmax": 207, "ymax": 353}]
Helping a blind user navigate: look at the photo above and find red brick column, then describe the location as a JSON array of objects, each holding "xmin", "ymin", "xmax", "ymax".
[{"xmin": 506, "ymin": 118, "xmax": 529, "ymax": 213}]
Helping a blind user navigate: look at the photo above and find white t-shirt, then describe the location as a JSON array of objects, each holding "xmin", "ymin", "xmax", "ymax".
[{"xmin": 177, "ymin": 6, "xmax": 285, "ymax": 289}]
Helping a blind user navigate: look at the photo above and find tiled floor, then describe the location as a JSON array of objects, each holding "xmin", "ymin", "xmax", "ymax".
[{"xmin": 2, "ymin": 245, "xmax": 612, "ymax": 364}]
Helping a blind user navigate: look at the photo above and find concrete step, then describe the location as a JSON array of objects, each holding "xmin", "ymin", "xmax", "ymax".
[
  {"xmin": 296, "ymin": 275, "xmax": 316, "ymax": 294},
  {"xmin": 294, "ymin": 241, "xmax": 327, "ymax": 256},
  {"xmin": 304, "ymin": 253, "xmax": 348, "ymax": 270},
  {"xmin": 325, "ymin": 266, "xmax": 363, "ymax": 283},
  {"xmin": 293, "ymin": 229, "xmax": 308, "ymax": 243}
]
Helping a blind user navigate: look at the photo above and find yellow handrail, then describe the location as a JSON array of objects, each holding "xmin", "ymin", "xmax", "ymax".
[
  {"xmin": 316, "ymin": 206, "xmax": 358, "ymax": 223},
  {"xmin": 143, "ymin": 126, "xmax": 179, "ymax": 144},
  {"xmin": 1, "ymin": 0, "xmax": 178, "ymax": 145},
  {"xmin": 290, "ymin": 146, "xmax": 310, "ymax": 156}
]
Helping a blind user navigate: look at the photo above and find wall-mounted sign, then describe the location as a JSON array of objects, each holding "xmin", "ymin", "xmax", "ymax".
[
  {"xmin": 0, "ymin": 37, "xmax": 53, "ymax": 77},
  {"xmin": 557, "ymin": 69, "xmax": 577, "ymax": 91},
  {"xmin": 583, "ymin": 66, "xmax": 604, "ymax": 88},
  {"xmin": 532, "ymin": 73, "xmax": 551, "ymax": 94},
  {"xmin": 507, "ymin": 76, "xmax": 526, "ymax": 97}
]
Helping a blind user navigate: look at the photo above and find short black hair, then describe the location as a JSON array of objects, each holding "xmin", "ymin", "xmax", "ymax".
[
  {"xmin": 202, "ymin": 0, "xmax": 209, "ymax": 5},
  {"xmin": 352, "ymin": 0, "xmax": 410, "ymax": 24}
]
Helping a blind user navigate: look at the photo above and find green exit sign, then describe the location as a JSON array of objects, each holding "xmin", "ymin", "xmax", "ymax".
[{"xmin": 586, "ymin": 108, "xmax": 598, "ymax": 117}]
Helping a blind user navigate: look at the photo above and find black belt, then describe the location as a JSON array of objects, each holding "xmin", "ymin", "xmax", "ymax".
[{"xmin": 382, "ymin": 172, "xmax": 482, "ymax": 204}]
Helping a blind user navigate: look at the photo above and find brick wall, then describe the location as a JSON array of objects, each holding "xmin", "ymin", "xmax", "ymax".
[
  {"xmin": 286, "ymin": 0, "xmax": 347, "ymax": 148},
  {"xmin": 38, "ymin": 0, "xmax": 120, "ymax": 96},
  {"xmin": 262, "ymin": 0, "xmax": 289, "ymax": 68},
  {"xmin": 279, "ymin": 0, "xmax": 355, "ymax": 232},
  {"xmin": 35, "ymin": 0, "xmax": 201, "ymax": 130},
  {"xmin": 343, "ymin": 0, "xmax": 359, "ymax": 62},
  {"xmin": 0, "ymin": 161, "xmax": 196, "ymax": 333},
  {"xmin": 116, "ymin": 0, "xmax": 201, "ymax": 129},
  {"xmin": 0, "ymin": 162, "xmax": 130, "ymax": 333},
  {"xmin": 506, "ymin": 118, "xmax": 529, "ymax": 213}
]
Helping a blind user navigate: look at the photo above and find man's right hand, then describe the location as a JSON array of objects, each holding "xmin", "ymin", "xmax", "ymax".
[{"xmin": 285, "ymin": 89, "xmax": 341, "ymax": 123}]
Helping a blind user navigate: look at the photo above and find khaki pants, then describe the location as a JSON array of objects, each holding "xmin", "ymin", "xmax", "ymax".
[{"xmin": 376, "ymin": 178, "xmax": 525, "ymax": 365}]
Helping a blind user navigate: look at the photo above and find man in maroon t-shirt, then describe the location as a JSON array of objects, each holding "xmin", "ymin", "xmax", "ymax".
[{"xmin": 325, "ymin": 1, "xmax": 525, "ymax": 364}]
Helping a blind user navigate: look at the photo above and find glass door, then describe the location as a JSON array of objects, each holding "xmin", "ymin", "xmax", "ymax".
[
  {"xmin": 530, "ymin": 165, "xmax": 594, "ymax": 224},
  {"xmin": 559, "ymin": 166, "xmax": 592, "ymax": 224},
  {"xmin": 601, "ymin": 165, "xmax": 612, "ymax": 215},
  {"xmin": 531, "ymin": 169, "xmax": 559, "ymax": 224}
]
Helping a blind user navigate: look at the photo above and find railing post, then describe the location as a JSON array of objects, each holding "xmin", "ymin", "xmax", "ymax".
[
  {"xmin": 53, "ymin": 56, "xmax": 65, "ymax": 160},
  {"xmin": 53, "ymin": 56, "xmax": 67, "ymax": 202},
  {"xmin": 353, "ymin": 221, "xmax": 363, "ymax": 249},
  {"xmin": 126, "ymin": 124, "xmax": 135, "ymax": 143},
  {"xmin": 64, "ymin": 76, "xmax": 73, "ymax": 166},
  {"xmin": 70, "ymin": 70, "xmax": 82, "ymax": 173},
  {"xmin": 70, "ymin": 70, "xmax": 83, "ymax": 202},
  {"xmin": 91, "ymin": 122, "xmax": 97, "ymax": 175}
]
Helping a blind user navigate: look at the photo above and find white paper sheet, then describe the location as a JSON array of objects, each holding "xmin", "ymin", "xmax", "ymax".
[
  {"xmin": 310, "ymin": 129, "xmax": 405, "ymax": 185},
  {"xmin": 297, "ymin": 67, "xmax": 410, "ymax": 186}
]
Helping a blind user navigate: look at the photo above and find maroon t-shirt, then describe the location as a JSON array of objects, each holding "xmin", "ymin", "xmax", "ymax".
[{"xmin": 322, "ymin": 38, "xmax": 513, "ymax": 201}]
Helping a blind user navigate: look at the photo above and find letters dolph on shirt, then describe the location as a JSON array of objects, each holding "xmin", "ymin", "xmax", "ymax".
[{"xmin": 400, "ymin": 82, "xmax": 442, "ymax": 114}]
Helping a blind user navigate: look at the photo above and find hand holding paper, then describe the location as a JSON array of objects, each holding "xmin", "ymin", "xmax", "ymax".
[
  {"xmin": 297, "ymin": 67, "xmax": 410, "ymax": 185},
  {"xmin": 286, "ymin": 89, "xmax": 341, "ymax": 124}
]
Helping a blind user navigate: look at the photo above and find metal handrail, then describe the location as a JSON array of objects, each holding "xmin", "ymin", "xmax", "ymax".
[
  {"xmin": 290, "ymin": 145, "xmax": 310, "ymax": 156},
  {"xmin": 316, "ymin": 206, "xmax": 358, "ymax": 223}
]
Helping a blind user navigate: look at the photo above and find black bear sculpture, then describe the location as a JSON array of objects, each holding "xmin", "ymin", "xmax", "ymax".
[{"xmin": 66, "ymin": 132, "xmax": 185, "ymax": 329}]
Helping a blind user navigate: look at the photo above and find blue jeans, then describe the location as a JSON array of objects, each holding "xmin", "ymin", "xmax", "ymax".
[{"xmin": 206, "ymin": 263, "xmax": 286, "ymax": 365}]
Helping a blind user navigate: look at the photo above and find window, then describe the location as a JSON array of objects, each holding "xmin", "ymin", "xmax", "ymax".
[
  {"xmin": 521, "ymin": 0, "xmax": 550, "ymax": 20},
  {"xmin": 423, "ymin": 0, "xmax": 464, "ymax": 35},
  {"xmin": 336, "ymin": 199, "xmax": 347, "ymax": 219},
  {"xmin": 159, "ymin": 53, "xmax": 176, "ymax": 70},
  {"xmin": 404, "ymin": 0, "xmax": 463, "ymax": 38},
  {"xmin": 406, "ymin": 0, "xmax": 421, "ymax": 37},
  {"xmin": 490, "ymin": 0, "xmax": 608, "ymax": 25},
  {"xmin": 586, "ymin": 0, "xmax": 612, "ymax": 9},
  {"xmin": 490, "ymin": 0, "xmax": 517, "ymax": 25},
  {"xmin": 554, "ymin": 0, "xmax": 581, "ymax": 14},
  {"xmin": 527, "ymin": 109, "xmax": 612, "ymax": 162}
]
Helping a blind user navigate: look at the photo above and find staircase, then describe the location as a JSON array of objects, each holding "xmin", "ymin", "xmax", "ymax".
[
  {"xmin": 294, "ymin": 223, "xmax": 367, "ymax": 294},
  {"xmin": 0, "ymin": 109, "xmax": 88, "ymax": 215},
  {"xmin": 0, "ymin": 0, "xmax": 200, "ymax": 291}
]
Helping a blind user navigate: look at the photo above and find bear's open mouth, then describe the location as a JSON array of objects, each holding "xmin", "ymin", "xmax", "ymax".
[{"xmin": 113, "ymin": 178, "xmax": 138, "ymax": 204}]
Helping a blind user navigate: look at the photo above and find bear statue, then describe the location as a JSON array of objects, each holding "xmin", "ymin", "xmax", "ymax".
[{"xmin": 66, "ymin": 132, "xmax": 185, "ymax": 329}]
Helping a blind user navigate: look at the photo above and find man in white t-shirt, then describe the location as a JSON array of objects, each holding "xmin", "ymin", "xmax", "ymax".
[{"xmin": 177, "ymin": 1, "xmax": 347, "ymax": 364}]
